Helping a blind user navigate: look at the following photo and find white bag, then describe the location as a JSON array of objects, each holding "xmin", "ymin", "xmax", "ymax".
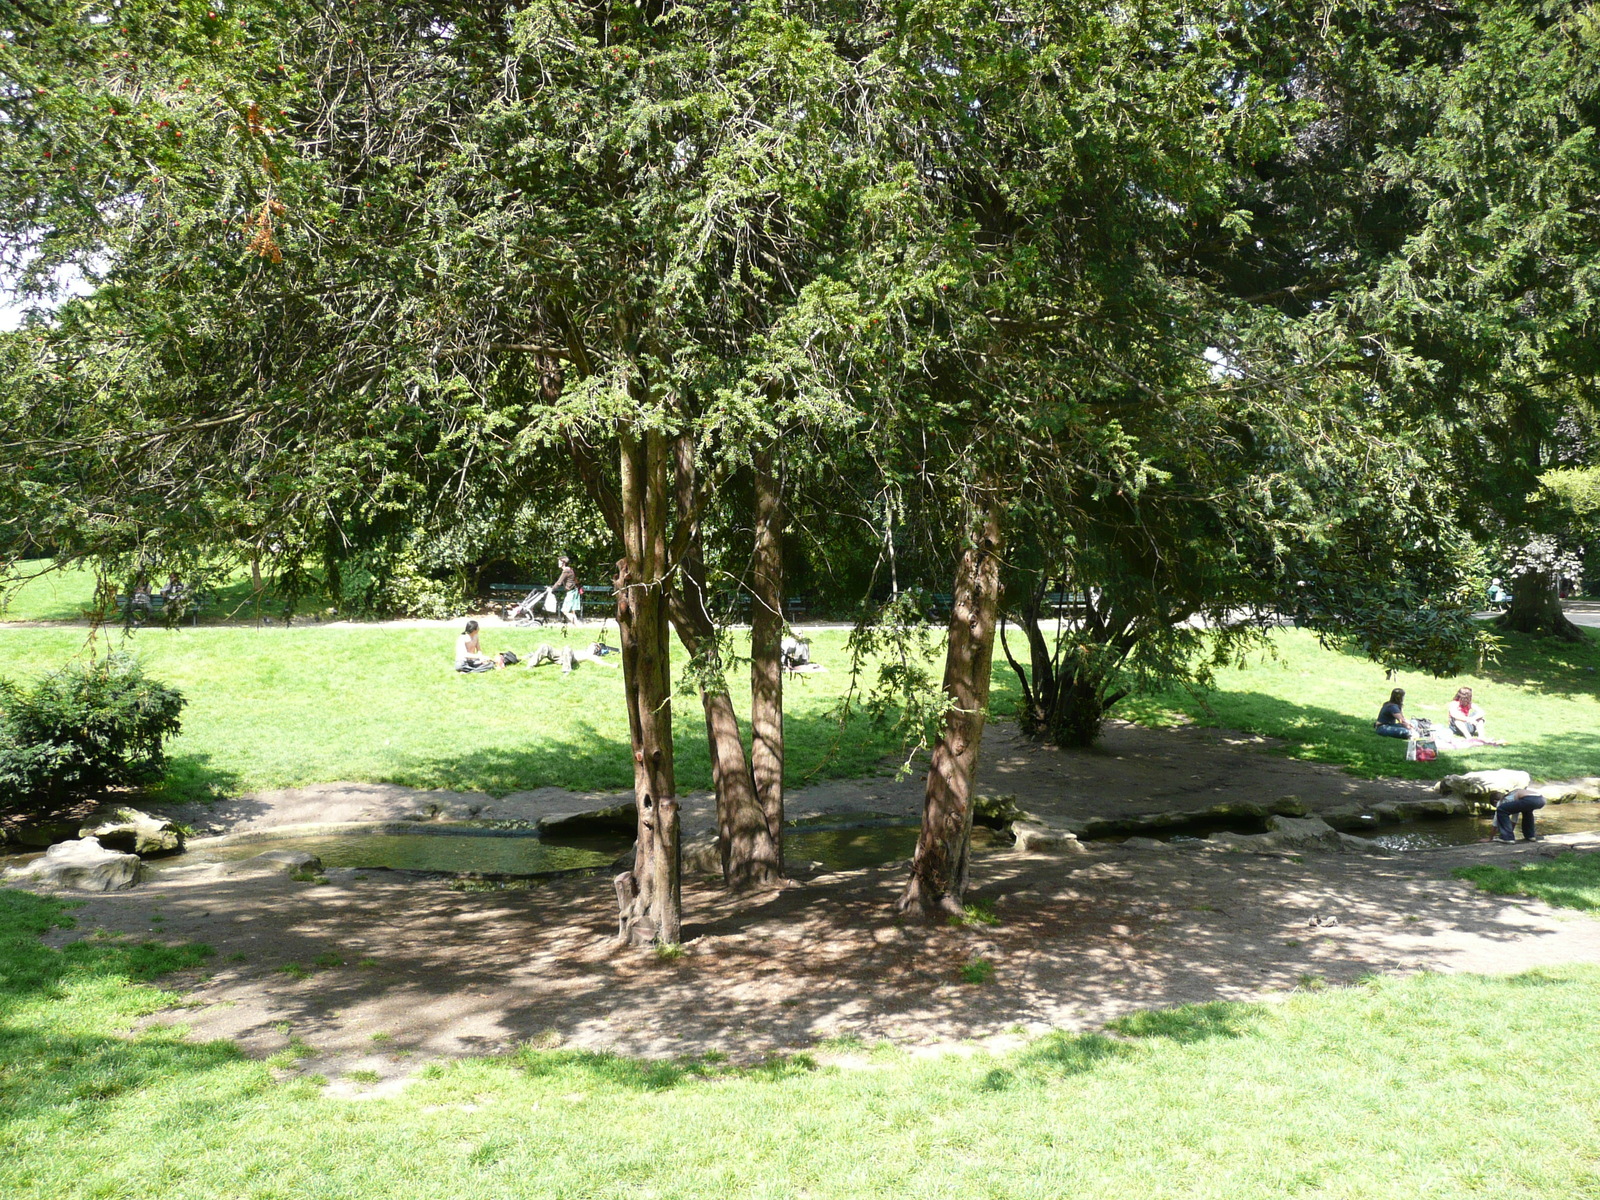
[{"xmin": 544, "ymin": 589, "xmax": 559, "ymax": 613}]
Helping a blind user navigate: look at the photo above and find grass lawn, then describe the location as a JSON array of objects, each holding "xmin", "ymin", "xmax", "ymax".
[
  {"xmin": 1, "ymin": 558, "xmax": 316, "ymax": 624},
  {"xmin": 0, "ymin": 625, "xmax": 910, "ymax": 800},
  {"xmin": 4, "ymin": 886, "xmax": 1600, "ymax": 1199},
  {"xmin": 1455, "ymin": 852, "xmax": 1600, "ymax": 913},
  {"xmin": 1112, "ymin": 626, "xmax": 1600, "ymax": 784}
]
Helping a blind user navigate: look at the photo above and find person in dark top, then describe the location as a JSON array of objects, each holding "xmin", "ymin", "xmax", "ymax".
[
  {"xmin": 1493, "ymin": 786, "xmax": 1546, "ymax": 843},
  {"xmin": 1374, "ymin": 687, "xmax": 1413, "ymax": 739},
  {"xmin": 552, "ymin": 555, "xmax": 582, "ymax": 625}
]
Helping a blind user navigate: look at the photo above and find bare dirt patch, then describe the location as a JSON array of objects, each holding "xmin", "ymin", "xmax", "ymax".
[{"xmin": 24, "ymin": 720, "xmax": 1600, "ymax": 1081}]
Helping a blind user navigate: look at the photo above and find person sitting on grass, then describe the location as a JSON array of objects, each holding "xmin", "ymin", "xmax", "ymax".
[
  {"xmin": 1374, "ymin": 687, "xmax": 1414, "ymax": 739},
  {"xmin": 1493, "ymin": 786, "xmax": 1545, "ymax": 843},
  {"xmin": 455, "ymin": 620, "xmax": 506, "ymax": 673},
  {"xmin": 528, "ymin": 642, "xmax": 619, "ymax": 676},
  {"xmin": 1446, "ymin": 686, "xmax": 1502, "ymax": 743}
]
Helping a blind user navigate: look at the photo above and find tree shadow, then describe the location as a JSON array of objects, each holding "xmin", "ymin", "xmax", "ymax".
[
  {"xmin": 1103, "ymin": 999, "xmax": 1267, "ymax": 1044},
  {"xmin": 0, "ymin": 890, "xmax": 240, "ymax": 1131}
]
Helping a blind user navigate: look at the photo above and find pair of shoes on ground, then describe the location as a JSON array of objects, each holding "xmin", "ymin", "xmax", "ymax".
[{"xmin": 1494, "ymin": 835, "xmax": 1540, "ymax": 843}]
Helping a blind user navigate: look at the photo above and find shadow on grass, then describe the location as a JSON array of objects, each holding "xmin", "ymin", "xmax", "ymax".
[
  {"xmin": 1116, "ymin": 689, "xmax": 1600, "ymax": 784},
  {"xmin": 0, "ymin": 889, "xmax": 239, "ymax": 1129},
  {"xmin": 151, "ymin": 754, "xmax": 246, "ymax": 806},
  {"xmin": 508, "ymin": 1046, "xmax": 819, "ymax": 1092},
  {"xmin": 1104, "ymin": 999, "xmax": 1268, "ymax": 1044},
  {"xmin": 1472, "ymin": 626, "xmax": 1600, "ymax": 701},
  {"xmin": 1454, "ymin": 852, "xmax": 1600, "ymax": 914}
]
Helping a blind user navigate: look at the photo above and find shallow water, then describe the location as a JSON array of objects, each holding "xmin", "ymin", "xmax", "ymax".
[
  {"xmin": 786, "ymin": 824, "xmax": 922, "ymax": 870},
  {"xmin": 1348, "ymin": 802, "xmax": 1600, "ymax": 851},
  {"xmin": 183, "ymin": 829, "xmax": 629, "ymax": 876}
]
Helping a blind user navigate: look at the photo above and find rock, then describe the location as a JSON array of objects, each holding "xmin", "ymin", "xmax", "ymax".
[
  {"xmin": 1541, "ymin": 777, "xmax": 1600, "ymax": 804},
  {"xmin": 1337, "ymin": 833, "xmax": 1393, "ymax": 856},
  {"xmin": 1394, "ymin": 797, "xmax": 1468, "ymax": 819},
  {"xmin": 1011, "ymin": 820, "xmax": 1087, "ymax": 855},
  {"xmin": 1269, "ymin": 797, "xmax": 1311, "ymax": 817},
  {"xmin": 1369, "ymin": 803, "xmax": 1403, "ymax": 823},
  {"xmin": 1439, "ymin": 769, "xmax": 1532, "ymax": 800},
  {"xmin": 2, "ymin": 837, "xmax": 143, "ymax": 891},
  {"xmin": 973, "ymin": 793, "xmax": 1027, "ymax": 825},
  {"xmin": 216, "ymin": 850, "xmax": 323, "ymax": 876},
  {"xmin": 681, "ymin": 838, "xmax": 722, "ymax": 876},
  {"xmin": 1205, "ymin": 800, "xmax": 1269, "ymax": 821},
  {"xmin": 1122, "ymin": 836, "xmax": 1182, "ymax": 851},
  {"xmin": 1263, "ymin": 814, "xmax": 1345, "ymax": 852},
  {"xmin": 7, "ymin": 819, "xmax": 82, "ymax": 848},
  {"xmin": 538, "ymin": 803, "xmax": 638, "ymax": 837},
  {"xmin": 79, "ymin": 806, "xmax": 185, "ymax": 857},
  {"xmin": 1320, "ymin": 804, "xmax": 1374, "ymax": 832}
]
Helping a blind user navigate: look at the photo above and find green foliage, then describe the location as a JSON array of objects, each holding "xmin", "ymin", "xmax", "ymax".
[
  {"xmin": 958, "ymin": 957, "xmax": 995, "ymax": 985},
  {"xmin": 1454, "ymin": 852, "xmax": 1600, "ymax": 913},
  {"xmin": 0, "ymin": 654, "xmax": 185, "ymax": 810}
]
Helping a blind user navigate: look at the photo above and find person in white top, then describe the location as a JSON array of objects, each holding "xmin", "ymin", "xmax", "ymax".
[
  {"xmin": 454, "ymin": 620, "xmax": 503, "ymax": 672},
  {"xmin": 1447, "ymin": 686, "xmax": 1489, "ymax": 739}
]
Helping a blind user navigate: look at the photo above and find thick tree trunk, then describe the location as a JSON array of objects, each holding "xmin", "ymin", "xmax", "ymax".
[
  {"xmin": 664, "ymin": 435, "xmax": 774, "ymax": 890},
  {"xmin": 614, "ymin": 429, "xmax": 680, "ymax": 945},
  {"xmin": 897, "ymin": 496, "xmax": 1005, "ymax": 921},
  {"xmin": 1498, "ymin": 568, "xmax": 1584, "ymax": 642},
  {"xmin": 749, "ymin": 446, "xmax": 785, "ymax": 880}
]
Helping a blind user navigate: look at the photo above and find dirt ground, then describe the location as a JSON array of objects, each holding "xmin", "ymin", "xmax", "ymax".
[{"xmin": 24, "ymin": 720, "xmax": 1600, "ymax": 1086}]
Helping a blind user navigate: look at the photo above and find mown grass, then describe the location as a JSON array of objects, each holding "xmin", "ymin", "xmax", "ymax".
[
  {"xmin": 4, "ymin": 886, "xmax": 1600, "ymax": 1199},
  {"xmin": 1108, "ymin": 626, "xmax": 1600, "ymax": 784},
  {"xmin": 0, "ymin": 558, "xmax": 306, "ymax": 624},
  {"xmin": 0, "ymin": 625, "xmax": 911, "ymax": 800},
  {"xmin": 1455, "ymin": 851, "xmax": 1600, "ymax": 913}
]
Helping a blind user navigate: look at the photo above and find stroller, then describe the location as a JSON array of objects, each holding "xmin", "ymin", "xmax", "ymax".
[{"xmin": 507, "ymin": 585, "xmax": 561, "ymax": 627}]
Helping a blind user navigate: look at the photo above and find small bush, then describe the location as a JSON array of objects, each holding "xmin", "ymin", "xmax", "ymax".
[{"xmin": 0, "ymin": 654, "xmax": 184, "ymax": 810}]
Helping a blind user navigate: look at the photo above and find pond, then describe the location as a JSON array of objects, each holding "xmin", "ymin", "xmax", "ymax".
[{"xmin": 179, "ymin": 826, "xmax": 631, "ymax": 877}]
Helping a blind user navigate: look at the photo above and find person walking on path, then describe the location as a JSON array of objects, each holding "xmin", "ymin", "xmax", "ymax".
[{"xmin": 552, "ymin": 555, "xmax": 582, "ymax": 626}]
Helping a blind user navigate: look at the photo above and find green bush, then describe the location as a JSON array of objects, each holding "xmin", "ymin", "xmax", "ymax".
[{"xmin": 0, "ymin": 655, "xmax": 185, "ymax": 810}]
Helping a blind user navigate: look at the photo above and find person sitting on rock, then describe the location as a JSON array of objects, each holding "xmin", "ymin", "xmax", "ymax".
[
  {"xmin": 1493, "ymin": 786, "xmax": 1545, "ymax": 843},
  {"xmin": 1374, "ymin": 687, "xmax": 1414, "ymax": 739}
]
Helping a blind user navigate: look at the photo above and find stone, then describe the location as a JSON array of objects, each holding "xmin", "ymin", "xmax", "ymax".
[
  {"xmin": 538, "ymin": 803, "xmax": 638, "ymax": 836},
  {"xmin": 7, "ymin": 819, "xmax": 82, "ymax": 848},
  {"xmin": 972, "ymin": 793, "xmax": 1027, "ymax": 825},
  {"xmin": 216, "ymin": 850, "xmax": 323, "ymax": 876},
  {"xmin": 1540, "ymin": 777, "xmax": 1600, "ymax": 804},
  {"xmin": 1320, "ymin": 804, "xmax": 1373, "ymax": 831},
  {"xmin": 79, "ymin": 806, "xmax": 185, "ymax": 857},
  {"xmin": 681, "ymin": 838, "xmax": 722, "ymax": 876},
  {"xmin": 1394, "ymin": 797, "xmax": 1468, "ymax": 819},
  {"xmin": 1269, "ymin": 797, "xmax": 1311, "ymax": 817},
  {"xmin": 1122, "ymin": 836, "xmax": 1180, "ymax": 851},
  {"xmin": 1262, "ymin": 814, "xmax": 1345, "ymax": 852},
  {"xmin": 1439, "ymin": 769, "xmax": 1532, "ymax": 800},
  {"xmin": 1337, "ymin": 833, "xmax": 1394, "ymax": 856},
  {"xmin": 1205, "ymin": 800, "xmax": 1269, "ymax": 821},
  {"xmin": 2, "ymin": 837, "xmax": 143, "ymax": 891},
  {"xmin": 1011, "ymin": 820, "xmax": 1087, "ymax": 855}
]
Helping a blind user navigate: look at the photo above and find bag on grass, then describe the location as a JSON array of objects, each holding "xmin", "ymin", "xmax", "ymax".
[
  {"xmin": 500, "ymin": 650, "xmax": 520, "ymax": 666},
  {"xmin": 1406, "ymin": 738, "xmax": 1437, "ymax": 762}
]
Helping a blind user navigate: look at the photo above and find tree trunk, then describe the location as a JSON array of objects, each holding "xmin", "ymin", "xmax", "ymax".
[
  {"xmin": 898, "ymin": 496, "xmax": 1004, "ymax": 921},
  {"xmin": 613, "ymin": 429, "xmax": 680, "ymax": 945},
  {"xmin": 664, "ymin": 435, "xmax": 775, "ymax": 890},
  {"xmin": 749, "ymin": 446, "xmax": 785, "ymax": 881},
  {"xmin": 1498, "ymin": 567, "xmax": 1584, "ymax": 642}
]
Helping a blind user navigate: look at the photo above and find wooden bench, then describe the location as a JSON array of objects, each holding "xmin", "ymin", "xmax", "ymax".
[
  {"xmin": 928, "ymin": 593, "xmax": 955, "ymax": 621},
  {"xmin": 487, "ymin": 582, "xmax": 616, "ymax": 620},
  {"xmin": 785, "ymin": 594, "xmax": 810, "ymax": 621}
]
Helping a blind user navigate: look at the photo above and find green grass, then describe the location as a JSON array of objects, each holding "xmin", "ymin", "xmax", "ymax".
[
  {"xmin": 1455, "ymin": 851, "xmax": 1600, "ymax": 912},
  {"xmin": 6, "ymin": 887, "xmax": 1600, "ymax": 1198},
  {"xmin": 1104, "ymin": 625, "xmax": 1600, "ymax": 784},
  {"xmin": 0, "ymin": 625, "xmax": 911, "ymax": 800},
  {"xmin": 0, "ymin": 558, "xmax": 310, "ymax": 624}
]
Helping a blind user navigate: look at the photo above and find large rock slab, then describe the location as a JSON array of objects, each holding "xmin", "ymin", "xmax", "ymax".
[
  {"xmin": 1264, "ymin": 814, "xmax": 1346, "ymax": 852},
  {"xmin": 1012, "ymin": 820, "xmax": 1087, "ymax": 855},
  {"xmin": 216, "ymin": 850, "xmax": 322, "ymax": 877},
  {"xmin": 79, "ymin": 806, "xmax": 185, "ymax": 857},
  {"xmin": 2, "ymin": 836, "xmax": 143, "ymax": 891},
  {"xmin": 1541, "ymin": 777, "xmax": 1600, "ymax": 804},
  {"xmin": 538, "ymin": 803, "xmax": 638, "ymax": 836},
  {"xmin": 1440, "ymin": 770, "xmax": 1531, "ymax": 800}
]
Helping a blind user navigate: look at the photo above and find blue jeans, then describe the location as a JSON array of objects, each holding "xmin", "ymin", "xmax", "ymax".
[
  {"xmin": 1495, "ymin": 794, "xmax": 1545, "ymax": 841},
  {"xmin": 1375, "ymin": 724, "xmax": 1410, "ymax": 739}
]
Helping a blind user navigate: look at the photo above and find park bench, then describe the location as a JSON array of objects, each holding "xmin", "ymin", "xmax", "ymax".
[
  {"xmin": 486, "ymin": 582, "xmax": 617, "ymax": 620},
  {"xmin": 114, "ymin": 593, "xmax": 204, "ymax": 625},
  {"xmin": 785, "ymin": 594, "xmax": 810, "ymax": 621},
  {"xmin": 928, "ymin": 593, "xmax": 955, "ymax": 621},
  {"xmin": 1042, "ymin": 591, "xmax": 1087, "ymax": 618}
]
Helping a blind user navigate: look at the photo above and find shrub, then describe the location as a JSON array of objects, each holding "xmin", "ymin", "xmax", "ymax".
[{"xmin": 0, "ymin": 655, "xmax": 185, "ymax": 810}]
